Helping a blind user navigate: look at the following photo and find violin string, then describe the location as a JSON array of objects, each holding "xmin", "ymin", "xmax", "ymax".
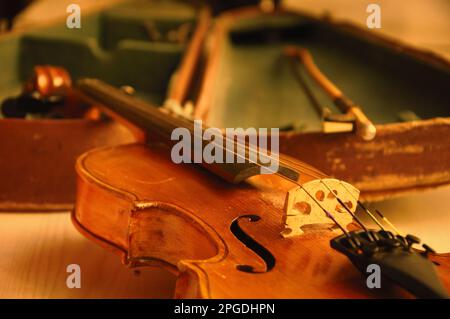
[
  {"xmin": 319, "ymin": 180, "xmax": 371, "ymax": 234},
  {"xmin": 375, "ymin": 209, "xmax": 403, "ymax": 236},
  {"xmin": 338, "ymin": 181, "xmax": 392, "ymax": 233}
]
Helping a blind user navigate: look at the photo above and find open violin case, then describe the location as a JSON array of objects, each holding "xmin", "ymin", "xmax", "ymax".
[
  {"xmin": 186, "ymin": 7, "xmax": 450, "ymax": 201},
  {"xmin": 1, "ymin": 0, "xmax": 450, "ymax": 210},
  {"xmin": 0, "ymin": 0, "xmax": 198, "ymax": 210}
]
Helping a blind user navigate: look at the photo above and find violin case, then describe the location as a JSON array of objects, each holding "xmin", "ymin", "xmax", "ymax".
[
  {"xmin": 178, "ymin": 7, "xmax": 450, "ymax": 201},
  {"xmin": 1, "ymin": 0, "xmax": 450, "ymax": 210},
  {"xmin": 0, "ymin": 0, "xmax": 200, "ymax": 210}
]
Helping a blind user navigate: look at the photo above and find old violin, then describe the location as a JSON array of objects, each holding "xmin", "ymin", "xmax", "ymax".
[{"xmin": 73, "ymin": 78, "xmax": 450, "ymax": 298}]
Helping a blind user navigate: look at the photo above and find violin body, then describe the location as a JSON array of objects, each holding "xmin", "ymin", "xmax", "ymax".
[{"xmin": 72, "ymin": 142, "xmax": 450, "ymax": 298}]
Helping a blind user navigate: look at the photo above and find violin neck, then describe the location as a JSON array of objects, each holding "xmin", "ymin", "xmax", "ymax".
[
  {"xmin": 77, "ymin": 79, "xmax": 187, "ymax": 140},
  {"xmin": 76, "ymin": 78, "xmax": 310, "ymax": 183}
]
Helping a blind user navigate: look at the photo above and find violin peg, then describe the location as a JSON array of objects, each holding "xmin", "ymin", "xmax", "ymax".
[{"xmin": 405, "ymin": 234, "xmax": 421, "ymax": 248}]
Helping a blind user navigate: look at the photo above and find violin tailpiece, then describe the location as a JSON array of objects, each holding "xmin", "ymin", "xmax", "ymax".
[{"xmin": 281, "ymin": 179, "xmax": 359, "ymax": 237}]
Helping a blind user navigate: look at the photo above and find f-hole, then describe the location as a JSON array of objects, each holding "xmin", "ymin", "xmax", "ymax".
[{"xmin": 230, "ymin": 215, "xmax": 276, "ymax": 273}]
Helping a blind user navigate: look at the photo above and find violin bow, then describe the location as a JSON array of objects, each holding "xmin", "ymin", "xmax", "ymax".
[{"xmin": 284, "ymin": 46, "xmax": 377, "ymax": 141}]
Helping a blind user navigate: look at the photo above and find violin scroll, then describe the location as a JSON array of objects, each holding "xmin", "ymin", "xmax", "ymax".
[
  {"xmin": 1, "ymin": 65, "xmax": 72, "ymax": 118},
  {"xmin": 24, "ymin": 65, "xmax": 72, "ymax": 98}
]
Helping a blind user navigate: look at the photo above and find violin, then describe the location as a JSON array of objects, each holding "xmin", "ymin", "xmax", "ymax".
[{"xmin": 73, "ymin": 78, "xmax": 450, "ymax": 298}]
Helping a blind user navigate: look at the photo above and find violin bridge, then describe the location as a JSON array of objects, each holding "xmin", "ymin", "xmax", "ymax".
[{"xmin": 281, "ymin": 178, "xmax": 359, "ymax": 238}]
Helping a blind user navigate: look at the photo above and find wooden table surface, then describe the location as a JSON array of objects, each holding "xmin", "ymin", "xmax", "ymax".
[
  {"xmin": 1, "ymin": 0, "xmax": 449, "ymax": 298},
  {"xmin": 0, "ymin": 212, "xmax": 176, "ymax": 298}
]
